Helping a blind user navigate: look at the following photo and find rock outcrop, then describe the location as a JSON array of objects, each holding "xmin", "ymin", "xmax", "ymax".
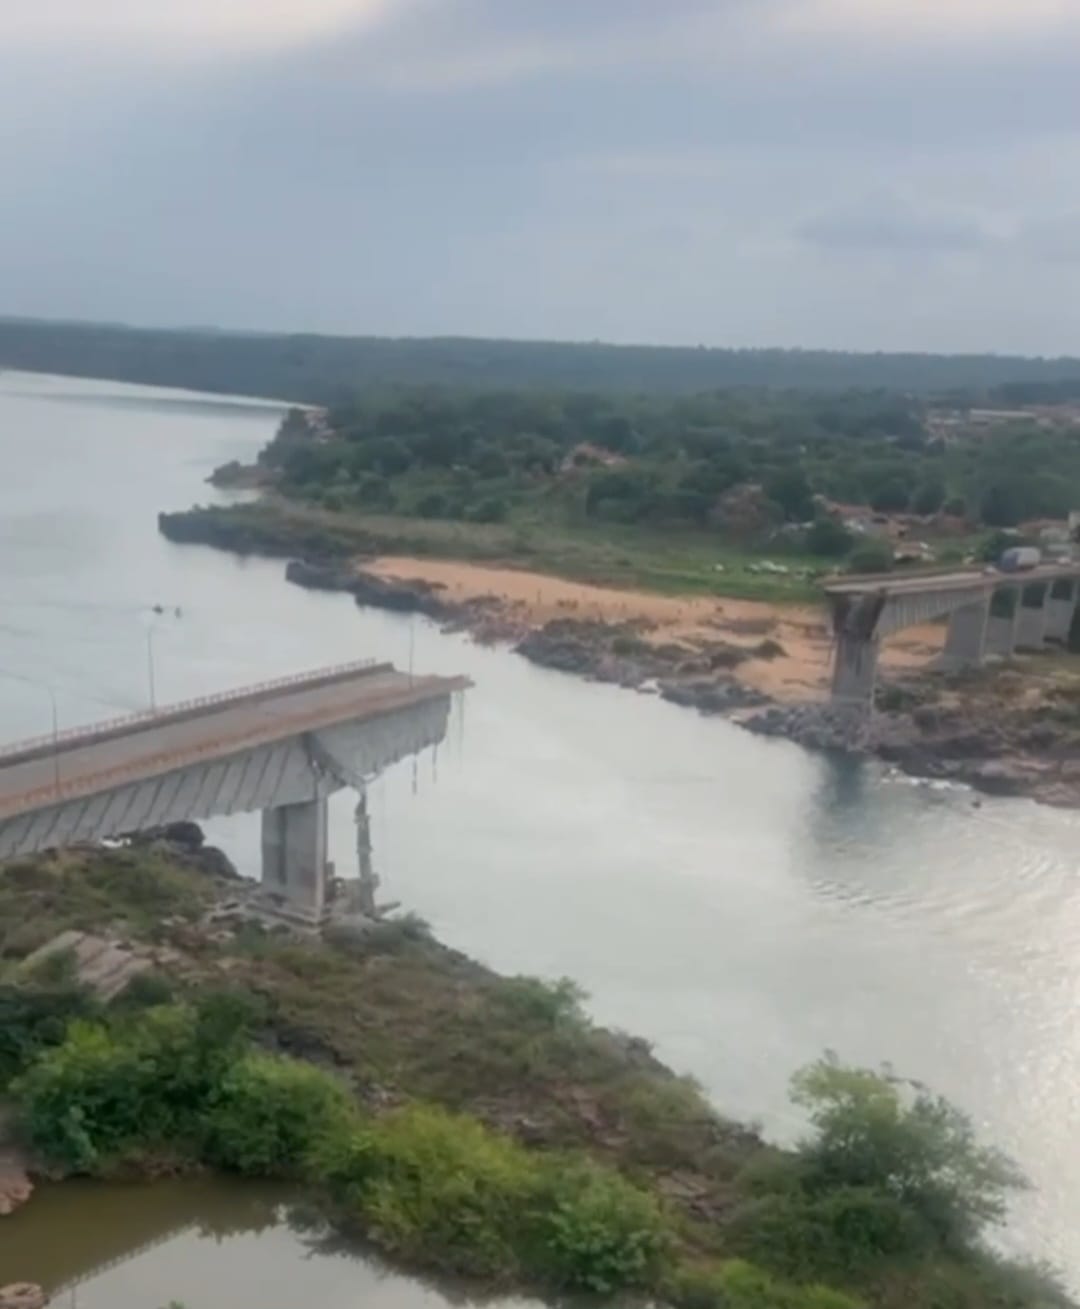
[{"xmin": 0, "ymin": 1286, "xmax": 46, "ymax": 1309}]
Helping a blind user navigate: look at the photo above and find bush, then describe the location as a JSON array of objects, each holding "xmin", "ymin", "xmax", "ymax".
[
  {"xmin": 534, "ymin": 1161, "xmax": 672, "ymax": 1294},
  {"xmin": 670, "ymin": 1259, "xmax": 863, "ymax": 1309},
  {"xmin": 202, "ymin": 1052, "xmax": 355, "ymax": 1176},
  {"xmin": 0, "ymin": 984, "xmax": 97, "ymax": 1089},
  {"xmin": 806, "ymin": 516, "xmax": 854, "ymax": 559},
  {"xmin": 314, "ymin": 1103, "xmax": 534, "ymax": 1278},
  {"xmin": 13, "ymin": 996, "xmax": 257, "ymax": 1171},
  {"xmin": 727, "ymin": 1188, "xmax": 930, "ymax": 1281},
  {"xmin": 792, "ymin": 1058, "xmax": 1025, "ymax": 1247},
  {"xmin": 467, "ymin": 496, "xmax": 509, "ymax": 524},
  {"xmin": 312, "ymin": 1101, "xmax": 672, "ymax": 1292},
  {"xmin": 846, "ymin": 540, "xmax": 894, "ymax": 574}
]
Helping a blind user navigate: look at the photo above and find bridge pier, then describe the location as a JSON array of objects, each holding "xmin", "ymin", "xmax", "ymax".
[
  {"xmin": 260, "ymin": 795, "xmax": 332, "ymax": 924},
  {"xmin": 942, "ymin": 598, "xmax": 990, "ymax": 668},
  {"xmin": 1016, "ymin": 582, "xmax": 1050, "ymax": 651},
  {"xmin": 831, "ymin": 634, "xmax": 879, "ymax": 707},
  {"xmin": 1045, "ymin": 579, "xmax": 1078, "ymax": 644},
  {"xmin": 985, "ymin": 587, "xmax": 1020, "ymax": 658}
]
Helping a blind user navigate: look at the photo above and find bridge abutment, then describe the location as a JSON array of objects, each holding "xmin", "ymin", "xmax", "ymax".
[
  {"xmin": 260, "ymin": 795, "xmax": 332, "ymax": 924},
  {"xmin": 942, "ymin": 598, "xmax": 990, "ymax": 668}
]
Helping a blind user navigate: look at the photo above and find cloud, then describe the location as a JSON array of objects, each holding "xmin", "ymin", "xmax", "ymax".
[
  {"xmin": 1, "ymin": 0, "xmax": 389, "ymax": 51},
  {"xmin": 2, "ymin": 0, "xmax": 1080, "ymax": 353},
  {"xmin": 798, "ymin": 195, "xmax": 991, "ymax": 255}
]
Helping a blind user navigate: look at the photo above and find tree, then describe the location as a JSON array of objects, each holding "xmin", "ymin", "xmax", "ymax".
[
  {"xmin": 791, "ymin": 1057, "xmax": 1025, "ymax": 1245},
  {"xmin": 911, "ymin": 480, "xmax": 945, "ymax": 516},
  {"xmin": 980, "ymin": 482, "xmax": 1023, "ymax": 528},
  {"xmin": 847, "ymin": 540, "xmax": 894, "ymax": 574},
  {"xmin": 765, "ymin": 468, "xmax": 816, "ymax": 523},
  {"xmin": 806, "ymin": 516, "xmax": 854, "ymax": 559}
]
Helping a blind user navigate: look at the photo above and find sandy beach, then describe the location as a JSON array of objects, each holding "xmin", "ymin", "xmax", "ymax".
[{"xmin": 367, "ymin": 556, "xmax": 945, "ymax": 701}]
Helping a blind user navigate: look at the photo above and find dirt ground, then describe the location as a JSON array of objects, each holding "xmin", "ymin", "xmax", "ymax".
[{"xmin": 368, "ymin": 556, "xmax": 945, "ymax": 701}]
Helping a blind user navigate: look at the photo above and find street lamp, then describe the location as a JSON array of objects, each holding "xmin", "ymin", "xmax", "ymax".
[{"xmin": 146, "ymin": 626, "xmax": 157, "ymax": 710}]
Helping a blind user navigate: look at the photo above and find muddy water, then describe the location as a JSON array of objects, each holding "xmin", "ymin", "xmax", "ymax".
[{"xmin": 0, "ymin": 1179, "xmax": 539, "ymax": 1308}]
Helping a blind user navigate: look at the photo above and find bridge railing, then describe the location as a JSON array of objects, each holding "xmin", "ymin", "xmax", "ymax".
[
  {"xmin": 0, "ymin": 673, "xmax": 468, "ymax": 820},
  {"xmin": 0, "ymin": 658, "xmax": 380, "ymax": 764}
]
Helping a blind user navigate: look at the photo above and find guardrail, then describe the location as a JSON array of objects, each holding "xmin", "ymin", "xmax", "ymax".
[
  {"xmin": 0, "ymin": 658, "xmax": 380, "ymax": 764},
  {"xmin": 0, "ymin": 673, "xmax": 470, "ymax": 820}
]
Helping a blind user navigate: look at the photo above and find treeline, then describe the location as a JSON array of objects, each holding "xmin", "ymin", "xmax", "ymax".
[
  {"xmin": 4, "ymin": 315, "xmax": 1080, "ymax": 401},
  {"xmin": 261, "ymin": 387, "xmax": 1080, "ymax": 550}
]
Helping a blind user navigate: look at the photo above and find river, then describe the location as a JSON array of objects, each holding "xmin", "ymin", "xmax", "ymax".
[{"xmin": 0, "ymin": 369, "xmax": 1078, "ymax": 1298}]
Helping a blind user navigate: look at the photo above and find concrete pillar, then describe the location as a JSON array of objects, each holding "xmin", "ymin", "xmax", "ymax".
[
  {"xmin": 831, "ymin": 634, "xmax": 879, "ymax": 707},
  {"xmin": 1016, "ymin": 582, "xmax": 1050, "ymax": 651},
  {"xmin": 985, "ymin": 587, "xmax": 1020, "ymax": 658},
  {"xmin": 1045, "ymin": 579, "xmax": 1077, "ymax": 644},
  {"xmin": 942, "ymin": 597, "xmax": 989, "ymax": 668},
  {"xmin": 261, "ymin": 796, "xmax": 331, "ymax": 923}
]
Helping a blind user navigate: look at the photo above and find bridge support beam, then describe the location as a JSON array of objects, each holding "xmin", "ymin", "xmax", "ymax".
[
  {"xmin": 985, "ymin": 587, "xmax": 1020, "ymax": 658},
  {"xmin": 260, "ymin": 795, "xmax": 332, "ymax": 924},
  {"xmin": 1045, "ymin": 579, "xmax": 1078, "ymax": 644},
  {"xmin": 831, "ymin": 634, "xmax": 879, "ymax": 708},
  {"xmin": 1016, "ymin": 582, "xmax": 1050, "ymax": 652},
  {"xmin": 942, "ymin": 598, "xmax": 989, "ymax": 668}
]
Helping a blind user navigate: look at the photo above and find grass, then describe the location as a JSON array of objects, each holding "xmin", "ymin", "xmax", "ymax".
[{"xmin": 162, "ymin": 499, "xmax": 825, "ymax": 603}]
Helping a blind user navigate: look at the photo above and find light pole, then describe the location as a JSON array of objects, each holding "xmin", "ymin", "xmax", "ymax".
[{"xmin": 146, "ymin": 627, "xmax": 157, "ymax": 710}]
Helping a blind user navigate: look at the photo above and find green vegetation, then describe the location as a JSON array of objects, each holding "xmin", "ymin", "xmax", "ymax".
[
  {"xmin": 0, "ymin": 846, "xmax": 1071, "ymax": 1308},
  {"xmin": 163, "ymin": 382, "xmax": 1080, "ymax": 601},
  {"xmin": 5, "ymin": 317, "xmax": 1080, "ymax": 401}
]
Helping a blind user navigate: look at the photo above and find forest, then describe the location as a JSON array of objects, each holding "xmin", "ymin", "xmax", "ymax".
[
  {"xmin": 258, "ymin": 387, "xmax": 1080, "ymax": 568},
  {"xmin": 4, "ymin": 315, "xmax": 1080, "ymax": 403}
]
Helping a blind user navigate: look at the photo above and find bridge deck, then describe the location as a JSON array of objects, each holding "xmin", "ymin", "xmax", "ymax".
[
  {"xmin": 825, "ymin": 562, "xmax": 1080, "ymax": 598},
  {"xmin": 0, "ymin": 662, "xmax": 468, "ymax": 819}
]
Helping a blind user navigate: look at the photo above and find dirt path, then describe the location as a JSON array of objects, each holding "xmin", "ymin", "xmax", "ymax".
[{"xmin": 367, "ymin": 556, "xmax": 944, "ymax": 701}]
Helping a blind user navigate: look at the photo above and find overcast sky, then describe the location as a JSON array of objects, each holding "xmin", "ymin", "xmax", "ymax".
[{"xmin": 3, "ymin": 0, "xmax": 1079, "ymax": 353}]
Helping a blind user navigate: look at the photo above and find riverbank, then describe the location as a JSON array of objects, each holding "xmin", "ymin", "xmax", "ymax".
[
  {"xmin": 158, "ymin": 501, "xmax": 1080, "ymax": 808},
  {"xmin": 0, "ymin": 839, "xmax": 1071, "ymax": 1309}
]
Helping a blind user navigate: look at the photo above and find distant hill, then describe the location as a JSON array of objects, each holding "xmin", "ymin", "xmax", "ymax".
[{"xmin": 2, "ymin": 315, "xmax": 1080, "ymax": 401}]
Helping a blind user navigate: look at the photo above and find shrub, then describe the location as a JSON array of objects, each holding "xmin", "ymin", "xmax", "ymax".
[
  {"xmin": 533, "ymin": 1160, "xmax": 672, "ymax": 1294},
  {"xmin": 312, "ymin": 1102, "xmax": 672, "ymax": 1292},
  {"xmin": 670, "ymin": 1259, "xmax": 863, "ymax": 1309},
  {"xmin": 314, "ymin": 1103, "xmax": 533, "ymax": 1278},
  {"xmin": 13, "ymin": 997, "xmax": 255, "ymax": 1171},
  {"xmin": 0, "ymin": 984, "xmax": 97, "ymax": 1089},
  {"xmin": 726, "ymin": 1188, "xmax": 930, "ymax": 1281},
  {"xmin": 806, "ymin": 516, "xmax": 854, "ymax": 559},
  {"xmin": 792, "ymin": 1058, "xmax": 1025, "ymax": 1247},
  {"xmin": 202, "ymin": 1052, "xmax": 355, "ymax": 1176},
  {"xmin": 846, "ymin": 540, "xmax": 894, "ymax": 574}
]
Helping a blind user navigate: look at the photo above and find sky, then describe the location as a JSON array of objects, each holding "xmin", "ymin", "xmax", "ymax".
[{"xmin": 2, "ymin": 0, "xmax": 1080, "ymax": 354}]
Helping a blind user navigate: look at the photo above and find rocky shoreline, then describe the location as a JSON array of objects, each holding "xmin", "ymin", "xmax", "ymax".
[{"xmin": 158, "ymin": 504, "xmax": 1080, "ymax": 809}]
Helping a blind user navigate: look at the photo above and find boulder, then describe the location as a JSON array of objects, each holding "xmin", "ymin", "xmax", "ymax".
[
  {"xmin": 0, "ymin": 1286, "xmax": 46, "ymax": 1309},
  {"xmin": 0, "ymin": 1162, "xmax": 32, "ymax": 1217}
]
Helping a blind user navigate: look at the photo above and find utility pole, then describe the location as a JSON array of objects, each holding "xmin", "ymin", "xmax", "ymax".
[{"xmin": 146, "ymin": 627, "xmax": 157, "ymax": 710}]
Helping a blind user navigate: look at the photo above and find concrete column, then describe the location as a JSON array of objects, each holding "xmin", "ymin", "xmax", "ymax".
[
  {"xmin": 1045, "ymin": 579, "xmax": 1077, "ymax": 644},
  {"xmin": 985, "ymin": 587, "xmax": 1020, "ymax": 658},
  {"xmin": 1016, "ymin": 582, "xmax": 1050, "ymax": 651},
  {"xmin": 261, "ymin": 795, "xmax": 331, "ymax": 923},
  {"xmin": 831, "ymin": 634, "xmax": 879, "ymax": 707},
  {"xmin": 942, "ymin": 597, "xmax": 989, "ymax": 668}
]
